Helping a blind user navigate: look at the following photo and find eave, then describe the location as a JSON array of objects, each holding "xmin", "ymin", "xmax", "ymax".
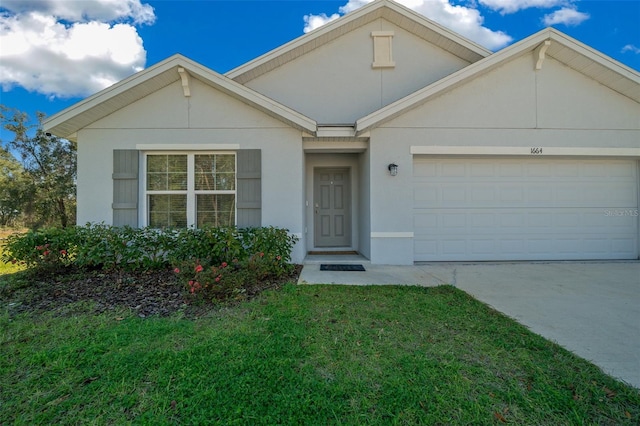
[
  {"xmin": 355, "ymin": 28, "xmax": 640, "ymax": 135},
  {"xmin": 44, "ymin": 54, "xmax": 317, "ymax": 141},
  {"xmin": 226, "ymin": 0, "xmax": 491, "ymax": 85}
]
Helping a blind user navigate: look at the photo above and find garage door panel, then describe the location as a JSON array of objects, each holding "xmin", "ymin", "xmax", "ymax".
[
  {"xmin": 471, "ymin": 185, "xmax": 496, "ymax": 202},
  {"xmin": 500, "ymin": 212, "xmax": 526, "ymax": 228},
  {"xmin": 471, "ymin": 213, "xmax": 495, "ymax": 227},
  {"xmin": 500, "ymin": 163, "xmax": 524, "ymax": 176},
  {"xmin": 413, "ymin": 158, "xmax": 639, "ymax": 261},
  {"xmin": 415, "ymin": 208, "xmax": 634, "ymax": 233},
  {"xmin": 416, "ymin": 236, "xmax": 636, "ymax": 261},
  {"xmin": 500, "ymin": 239, "xmax": 525, "ymax": 254},
  {"xmin": 415, "ymin": 184, "xmax": 635, "ymax": 209},
  {"xmin": 613, "ymin": 238, "xmax": 637, "ymax": 255},
  {"xmin": 499, "ymin": 187, "xmax": 524, "ymax": 203},
  {"xmin": 470, "ymin": 163, "xmax": 495, "ymax": 176}
]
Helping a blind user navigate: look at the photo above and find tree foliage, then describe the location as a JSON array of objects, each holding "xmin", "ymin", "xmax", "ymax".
[
  {"xmin": 1, "ymin": 106, "xmax": 76, "ymax": 228},
  {"xmin": 0, "ymin": 146, "xmax": 33, "ymax": 226}
]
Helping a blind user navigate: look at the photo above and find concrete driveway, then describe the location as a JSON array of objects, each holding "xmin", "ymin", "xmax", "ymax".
[{"xmin": 299, "ymin": 260, "xmax": 640, "ymax": 388}]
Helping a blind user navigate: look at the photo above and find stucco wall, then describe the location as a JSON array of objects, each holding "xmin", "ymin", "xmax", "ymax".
[
  {"xmin": 77, "ymin": 79, "xmax": 308, "ymax": 263},
  {"xmin": 358, "ymin": 149, "xmax": 371, "ymax": 259},
  {"xmin": 368, "ymin": 133, "xmax": 414, "ymax": 265},
  {"xmin": 383, "ymin": 55, "xmax": 640, "ymax": 137},
  {"xmin": 245, "ymin": 18, "xmax": 471, "ymax": 124},
  {"xmin": 368, "ymin": 54, "xmax": 640, "ymax": 264}
]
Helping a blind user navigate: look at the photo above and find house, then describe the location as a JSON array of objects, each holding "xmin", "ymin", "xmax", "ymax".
[{"xmin": 44, "ymin": 0, "xmax": 640, "ymax": 265}]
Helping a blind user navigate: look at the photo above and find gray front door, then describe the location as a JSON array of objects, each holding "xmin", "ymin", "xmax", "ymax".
[{"xmin": 314, "ymin": 168, "xmax": 351, "ymax": 247}]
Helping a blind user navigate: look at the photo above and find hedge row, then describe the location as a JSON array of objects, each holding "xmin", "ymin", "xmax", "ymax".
[{"xmin": 2, "ymin": 224, "xmax": 296, "ymax": 272}]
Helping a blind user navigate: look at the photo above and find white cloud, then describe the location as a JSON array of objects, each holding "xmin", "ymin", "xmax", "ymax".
[
  {"xmin": 303, "ymin": 13, "xmax": 341, "ymax": 33},
  {"xmin": 621, "ymin": 44, "xmax": 640, "ymax": 54},
  {"xmin": 303, "ymin": 0, "xmax": 512, "ymax": 50},
  {"xmin": 0, "ymin": 0, "xmax": 154, "ymax": 98},
  {"xmin": 542, "ymin": 7, "xmax": 590, "ymax": 26},
  {"xmin": 478, "ymin": 0, "xmax": 566, "ymax": 14},
  {"xmin": 0, "ymin": 0, "xmax": 155, "ymax": 25}
]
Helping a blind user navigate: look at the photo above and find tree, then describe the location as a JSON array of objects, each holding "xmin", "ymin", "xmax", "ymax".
[
  {"xmin": 1, "ymin": 106, "xmax": 77, "ymax": 228},
  {"xmin": 0, "ymin": 146, "xmax": 33, "ymax": 226}
]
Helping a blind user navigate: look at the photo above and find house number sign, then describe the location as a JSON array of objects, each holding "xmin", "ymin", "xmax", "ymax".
[{"xmin": 530, "ymin": 147, "xmax": 543, "ymax": 154}]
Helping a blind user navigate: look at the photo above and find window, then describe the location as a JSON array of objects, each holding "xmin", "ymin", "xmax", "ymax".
[{"xmin": 145, "ymin": 153, "xmax": 236, "ymax": 228}]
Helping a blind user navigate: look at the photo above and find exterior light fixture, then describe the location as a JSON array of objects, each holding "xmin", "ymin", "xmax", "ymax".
[{"xmin": 388, "ymin": 163, "xmax": 398, "ymax": 176}]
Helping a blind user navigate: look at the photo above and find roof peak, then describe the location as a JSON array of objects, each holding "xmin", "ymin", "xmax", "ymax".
[
  {"xmin": 226, "ymin": 0, "xmax": 491, "ymax": 84},
  {"xmin": 44, "ymin": 54, "xmax": 317, "ymax": 140}
]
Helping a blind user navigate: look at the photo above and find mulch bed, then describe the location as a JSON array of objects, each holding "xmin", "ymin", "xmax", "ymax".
[{"xmin": 1, "ymin": 266, "xmax": 302, "ymax": 319}]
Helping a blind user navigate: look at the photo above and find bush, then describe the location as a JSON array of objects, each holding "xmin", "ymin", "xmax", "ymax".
[
  {"xmin": 1, "ymin": 227, "xmax": 76, "ymax": 271},
  {"xmin": 1, "ymin": 224, "xmax": 299, "ymax": 302},
  {"xmin": 171, "ymin": 227, "xmax": 298, "ymax": 302},
  {"xmin": 73, "ymin": 225, "xmax": 176, "ymax": 271}
]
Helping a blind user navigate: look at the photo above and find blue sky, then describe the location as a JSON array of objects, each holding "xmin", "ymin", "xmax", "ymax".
[{"xmin": 1, "ymin": 0, "xmax": 639, "ymax": 142}]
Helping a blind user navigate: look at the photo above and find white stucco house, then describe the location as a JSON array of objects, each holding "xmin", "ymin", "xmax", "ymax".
[{"xmin": 44, "ymin": 0, "xmax": 640, "ymax": 265}]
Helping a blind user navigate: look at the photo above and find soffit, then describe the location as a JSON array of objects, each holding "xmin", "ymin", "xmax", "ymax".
[{"xmin": 546, "ymin": 31, "xmax": 640, "ymax": 102}]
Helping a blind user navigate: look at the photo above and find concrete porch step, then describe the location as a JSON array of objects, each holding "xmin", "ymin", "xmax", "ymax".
[{"xmin": 303, "ymin": 254, "xmax": 371, "ymax": 265}]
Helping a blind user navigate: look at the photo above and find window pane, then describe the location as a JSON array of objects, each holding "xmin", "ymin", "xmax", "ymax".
[
  {"xmin": 147, "ymin": 155, "xmax": 167, "ymax": 173},
  {"xmin": 147, "ymin": 173, "xmax": 166, "ymax": 191},
  {"xmin": 216, "ymin": 173, "xmax": 235, "ymax": 190},
  {"xmin": 195, "ymin": 154, "xmax": 235, "ymax": 190},
  {"xmin": 194, "ymin": 155, "xmax": 215, "ymax": 190},
  {"xmin": 216, "ymin": 155, "xmax": 235, "ymax": 190},
  {"xmin": 169, "ymin": 173, "xmax": 187, "ymax": 191},
  {"xmin": 149, "ymin": 194, "xmax": 187, "ymax": 228},
  {"xmin": 147, "ymin": 155, "xmax": 187, "ymax": 190},
  {"xmin": 215, "ymin": 155, "xmax": 235, "ymax": 173},
  {"xmin": 197, "ymin": 194, "xmax": 235, "ymax": 227}
]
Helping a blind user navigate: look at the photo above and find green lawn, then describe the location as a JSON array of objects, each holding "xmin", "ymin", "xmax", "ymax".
[{"xmin": 1, "ymin": 283, "xmax": 638, "ymax": 425}]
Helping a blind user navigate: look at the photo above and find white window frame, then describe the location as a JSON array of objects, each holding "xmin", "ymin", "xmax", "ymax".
[{"xmin": 140, "ymin": 151, "xmax": 237, "ymax": 228}]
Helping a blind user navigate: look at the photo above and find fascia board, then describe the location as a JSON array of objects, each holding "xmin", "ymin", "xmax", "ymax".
[
  {"xmin": 355, "ymin": 30, "xmax": 552, "ymax": 134},
  {"xmin": 43, "ymin": 54, "xmax": 187, "ymax": 133},
  {"xmin": 382, "ymin": 0, "xmax": 491, "ymax": 57},
  {"xmin": 183, "ymin": 59, "xmax": 317, "ymax": 134},
  {"xmin": 44, "ymin": 53, "xmax": 317, "ymax": 137},
  {"xmin": 226, "ymin": 0, "xmax": 490, "ymax": 81},
  {"xmin": 355, "ymin": 28, "xmax": 640, "ymax": 135},
  {"xmin": 225, "ymin": 0, "xmax": 387, "ymax": 80},
  {"xmin": 546, "ymin": 28, "xmax": 640, "ymax": 82}
]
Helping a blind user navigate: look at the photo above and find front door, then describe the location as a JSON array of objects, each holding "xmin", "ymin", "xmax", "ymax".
[{"xmin": 314, "ymin": 168, "xmax": 351, "ymax": 247}]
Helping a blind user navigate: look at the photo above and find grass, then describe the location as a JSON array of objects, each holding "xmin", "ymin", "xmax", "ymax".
[{"xmin": 1, "ymin": 282, "xmax": 639, "ymax": 424}]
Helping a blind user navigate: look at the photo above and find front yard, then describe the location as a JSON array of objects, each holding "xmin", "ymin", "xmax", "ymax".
[{"xmin": 1, "ymin": 270, "xmax": 638, "ymax": 425}]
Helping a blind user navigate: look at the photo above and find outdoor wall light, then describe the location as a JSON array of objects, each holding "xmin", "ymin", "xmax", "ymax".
[{"xmin": 388, "ymin": 163, "xmax": 398, "ymax": 176}]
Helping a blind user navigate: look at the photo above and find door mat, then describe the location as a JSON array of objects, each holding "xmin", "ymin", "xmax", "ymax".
[{"xmin": 320, "ymin": 264, "xmax": 366, "ymax": 272}]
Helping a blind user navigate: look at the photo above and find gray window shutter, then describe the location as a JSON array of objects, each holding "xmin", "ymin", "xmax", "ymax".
[
  {"xmin": 236, "ymin": 149, "xmax": 261, "ymax": 228},
  {"xmin": 112, "ymin": 149, "xmax": 139, "ymax": 227}
]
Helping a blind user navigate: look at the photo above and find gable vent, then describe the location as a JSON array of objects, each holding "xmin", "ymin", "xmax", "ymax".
[{"xmin": 371, "ymin": 31, "xmax": 395, "ymax": 68}]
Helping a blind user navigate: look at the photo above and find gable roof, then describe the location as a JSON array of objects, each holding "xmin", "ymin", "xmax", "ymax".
[
  {"xmin": 356, "ymin": 27, "xmax": 640, "ymax": 134},
  {"xmin": 44, "ymin": 54, "xmax": 318, "ymax": 141},
  {"xmin": 226, "ymin": 0, "xmax": 491, "ymax": 84}
]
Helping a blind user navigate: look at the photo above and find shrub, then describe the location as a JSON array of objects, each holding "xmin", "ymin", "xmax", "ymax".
[
  {"xmin": 1, "ymin": 224, "xmax": 299, "ymax": 302},
  {"xmin": 74, "ymin": 225, "xmax": 182, "ymax": 271},
  {"xmin": 172, "ymin": 227, "xmax": 299, "ymax": 302},
  {"xmin": 243, "ymin": 227, "xmax": 297, "ymax": 277},
  {"xmin": 1, "ymin": 227, "xmax": 77, "ymax": 271},
  {"xmin": 168, "ymin": 227, "xmax": 245, "ymax": 267}
]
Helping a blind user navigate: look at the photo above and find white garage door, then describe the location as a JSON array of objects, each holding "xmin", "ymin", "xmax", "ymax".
[{"xmin": 413, "ymin": 157, "xmax": 639, "ymax": 261}]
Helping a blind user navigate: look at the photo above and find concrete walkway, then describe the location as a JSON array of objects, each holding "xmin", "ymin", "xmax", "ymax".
[{"xmin": 298, "ymin": 260, "xmax": 640, "ymax": 389}]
